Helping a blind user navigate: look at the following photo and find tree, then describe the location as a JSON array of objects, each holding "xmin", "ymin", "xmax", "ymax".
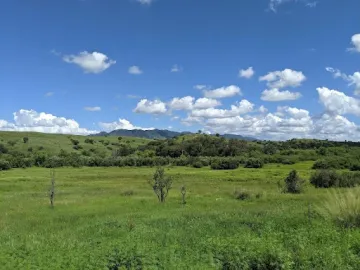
[
  {"xmin": 49, "ymin": 170, "xmax": 55, "ymax": 208},
  {"xmin": 118, "ymin": 136, "xmax": 123, "ymax": 141},
  {"xmin": 283, "ymin": 170, "xmax": 305, "ymax": 194},
  {"xmin": 148, "ymin": 167, "xmax": 172, "ymax": 203},
  {"xmin": 70, "ymin": 138, "xmax": 80, "ymax": 146},
  {"xmin": 23, "ymin": 137, "xmax": 29, "ymax": 144}
]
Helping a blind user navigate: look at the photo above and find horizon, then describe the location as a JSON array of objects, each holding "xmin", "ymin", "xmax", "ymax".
[{"xmin": 1, "ymin": 0, "xmax": 359, "ymax": 141}]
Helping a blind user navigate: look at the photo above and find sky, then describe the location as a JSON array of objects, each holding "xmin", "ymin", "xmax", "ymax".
[{"xmin": 0, "ymin": 0, "xmax": 359, "ymax": 140}]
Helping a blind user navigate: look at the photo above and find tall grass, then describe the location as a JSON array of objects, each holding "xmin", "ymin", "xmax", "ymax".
[{"xmin": 319, "ymin": 187, "xmax": 360, "ymax": 228}]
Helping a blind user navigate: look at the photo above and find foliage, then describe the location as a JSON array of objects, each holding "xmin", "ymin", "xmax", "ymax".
[
  {"xmin": 210, "ymin": 158, "xmax": 239, "ymax": 170},
  {"xmin": 244, "ymin": 158, "xmax": 264, "ymax": 168},
  {"xmin": 23, "ymin": 137, "xmax": 29, "ymax": 144},
  {"xmin": 84, "ymin": 138, "xmax": 94, "ymax": 144},
  {"xmin": 283, "ymin": 170, "xmax": 305, "ymax": 194},
  {"xmin": 319, "ymin": 188, "xmax": 360, "ymax": 228},
  {"xmin": 148, "ymin": 167, "xmax": 172, "ymax": 203},
  {"xmin": 0, "ymin": 159, "xmax": 11, "ymax": 170},
  {"xmin": 0, "ymin": 143, "xmax": 8, "ymax": 154},
  {"xmin": 234, "ymin": 189, "xmax": 251, "ymax": 200},
  {"xmin": 310, "ymin": 170, "xmax": 360, "ymax": 188}
]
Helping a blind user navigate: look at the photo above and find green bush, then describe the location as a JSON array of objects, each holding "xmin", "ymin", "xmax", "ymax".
[
  {"xmin": 244, "ymin": 158, "xmax": 264, "ymax": 169},
  {"xmin": 310, "ymin": 170, "xmax": 360, "ymax": 188},
  {"xmin": 0, "ymin": 143, "xmax": 9, "ymax": 154},
  {"xmin": 192, "ymin": 161, "xmax": 203, "ymax": 168},
  {"xmin": 312, "ymin": 157, "xmax": 352, "ymax": 170},
  {"xmin": 234, "ymin": 190, "xmax": 251, "ymax": 200},
  {"xmin": 0, "ymin": 159, "xmax": 11, "ymax": 170},
  {"xmin": 283, "ymin": 170, "xmax": 305, "ymax": 194},
  {"xmin": 210, "ymin": 158, "xmax": 239, "ymax": 170}
]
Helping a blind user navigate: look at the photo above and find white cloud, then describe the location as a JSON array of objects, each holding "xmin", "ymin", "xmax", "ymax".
[
  {"xmin": 348, "ymin": 34, "xmax": 360, "ymax": 53},
  {"xmin": 99, "ymin": 119, "xmax": 153, "ymax": 131},
  {"xmin": 190, "ymin": 100, "xmax": 254, "ymax": 119},
  {"xmin": 128, "ymin": 65, "xmax": 143, "ymax": 75},
  {"xmin": 194, "ymin": 85, "xmax": 208, "ymax": 90},
  {"xmin": 134, "ymin": 99, "xmax": 167, "ymax": 114},
  {"xmin": 63, "ymin": 51, "xmax": 116, "ymax": 74},
  {"xmin": 169, "ymin": 96, "xmax": 195, "ymax": 111},
  {"xmin": 171, "ymin": 64, "xmax": 182, "ymax": 73},
  {"xmin": 136, "ymin": 0, "xmax": 153, "ymax": 4},
  {"xmin": 203, "ymin": 85, "xmax": 242, "ymax": 99},
  {"xmin": 259, "ymin": 105, "xmax": 268, "ymax": 113},
  {"xmin": 127, "ymin": 94, "xmax": 142, "ymax": 99},
  {"xmin": 0, "ymin": 109, "xmax": 97, "ymax": 135},
  {"xmin": 325, "ymin": 68, "xmax": 360, "ymax": 95},
  {"xmin": 259, "ymin": 68, "xmax": 306, "ymax": 89},
  {"xmin": 84, "ymin": 106, "xmax": 101, "ymax": 112},
  {"xmin": 261, "ymin": 88, "xmax": 302, "ymax": 101},
  {"xmin": 269, "ymin": 0, "xmax": 317, "ymax": 12},
  {"xmin": 239, "ymin": 67, "xmax": 255, "ymax": 79},
  {"xmin": 45, "ymin": 92, "xmax": 54, "ymax": 97},
  {"xmin": 317, "ymin": 87, "xmax": 360, "ymax": 117},
  {"xmin": 194, "ymin": 98, "xmax": 221, "ymax": 109}
]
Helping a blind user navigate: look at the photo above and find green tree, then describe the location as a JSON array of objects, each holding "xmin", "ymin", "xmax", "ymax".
[
  {"xmin": 23, "ymin": 137, "xmax": 29, "ymax": 144},
  {"xmin": 284, "ymin": 170, "xmax": 305, "ymax": 194},
  {"xmin": 148, "ymin": 167, "xmax": 172, "ymax": 203}
]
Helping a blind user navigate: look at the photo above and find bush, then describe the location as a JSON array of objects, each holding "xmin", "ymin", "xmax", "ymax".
[
  {"xmin": 7, "ymin": 140, "xmax": 17, "ymax": 147},
  {"xmin": 121, "ymin": 190, "xmax": 135, "ymax": 196},
  {"xmin": 70, "ymin": 139, "xmax": 80, "ymax": 146},
  {"xmin": 283, "ymin": 170, "xmax": 305, "ymax": 194},
  {"xmin": 84, "ymin": 138, "xmax": 94, "ymax": 144},
  {"xmin": 234, "ymin": 190, "xmax": 251, "ymax": 200},
  {"xmin": 244, "ymin": 158, "xmax": 264, "ymax": 169},
  {"xmin": 350, "ymin": 163, "xmax": 360, "ymax": 171},
  {"xmin": 0, "ymin": 143, "xmax": 8, "ymax": 154},
  {"xmin": 211, "ymin": 158, "xmax": 239, "ymax": 170},
  {"xmin": 0, "ymin": 159, "xmax": 11, "ymax": 170},
  {"xmin": 312, "ymin": 157, "xmax": 352, "ymax": 170},
  {"xmin": 310, "ymin": 170, "xmax": 360, "ymax": 188},
  {"xmin": 192, "ymin": 161, "xmax": 203, "ymax": 168},
  {"xmin": 23, "ymin": 137, "xmax": 29, "ymax": 143}
]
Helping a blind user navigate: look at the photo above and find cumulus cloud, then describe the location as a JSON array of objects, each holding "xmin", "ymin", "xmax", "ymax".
[
  {"xmin": 134, "ymin": 99, "xmax": 167, "ymax": 114},
  {"xmin": 99, "ymin": 119, "xmax": 153, "ymax": 131},
  {"xmin": 259, "ymin": 68, "xmax": 306, "ymax": 89},
  {"xmin": 63, "ymin": 51, "xmax": 116, "ymax": 74},
  {"xmin": 259, "ymin": 105, "xmax": 268, "ymax": 113},
  {"xmin": 239, "ymin": 67, "xmax": 255, "ymax": 79},
  {"xmin": 348, "ymin": 34, "xmax": 360, "ymax": 53},
  {"xmin": 317, "ymin": 87, "xmax": 360, "ymax": 116},
  {"xmin": 0, "ymin": 109, "xmax": 97, "ymax": 135},
  {"xmin": 128, "ymin": 65, "xmax": 143, "ymax": 75},
  {"xmin": 84, "ymin": 106, "xmax": 101, "ymax": 112},
  {"xmin": 261, "ymin": 88, "xmax": 302, "ymax": 101},
  {"xmin": 190, "ymin": 100, "xmax": 254, "ymax": 119},
  {"xmin": 194, "ymin": 98, "xmax": 221, "ymax": 109},
  {"xmin": 203, "ymin": 85, "xmax": 242, "ymax": 99},
  {"xmin": 326, "ymin": 67, "xmax": 360, "ymax": 95},
  {"xmin": 169, "ymin": 96, "xmax": 195, "ymax": 111}
]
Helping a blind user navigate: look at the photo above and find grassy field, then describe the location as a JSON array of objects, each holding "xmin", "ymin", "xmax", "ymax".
[
  {"xmin": 0, "ymin": 131, "xmax": 150, "ymax": 156},
  {"xmin": 1, "ymin": 163, "xmax": 360, "ymax": 269}
]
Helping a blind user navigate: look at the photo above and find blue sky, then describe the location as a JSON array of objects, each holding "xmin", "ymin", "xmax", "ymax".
[{"xmin": 0, "ymin": 0, "xmax": 359, "ymax": 140}]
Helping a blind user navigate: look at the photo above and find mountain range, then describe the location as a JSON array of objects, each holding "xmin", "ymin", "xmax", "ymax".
[{"xmin": 93, "ymin": 129, "xmax": 256, "ymax": 141}]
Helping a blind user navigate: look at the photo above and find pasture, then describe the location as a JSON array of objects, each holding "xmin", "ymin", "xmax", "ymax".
[{"xmin": 1, "ymin": 163, "xmax": 360, "ymax": 269}]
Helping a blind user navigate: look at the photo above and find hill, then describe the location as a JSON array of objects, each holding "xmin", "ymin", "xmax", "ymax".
[
  {"xmin": 0, "ymin": 131, "xmax": 150, "ymax": 157},
  {"xmin": 93, "ymin": 129, "xmax": 256, "ymax": 141}
]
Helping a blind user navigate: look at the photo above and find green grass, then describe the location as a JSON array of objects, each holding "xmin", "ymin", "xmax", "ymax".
[
  {"xmin": 1, "ymin": 163, "xmax": 360, "ymax": 269},
  {"xmin": 0, "ymin": 131, "xmax": 150, "ymax": 156}
]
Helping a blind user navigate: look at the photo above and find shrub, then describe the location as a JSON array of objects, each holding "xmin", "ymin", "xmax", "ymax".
[
  {"xmin": 192, "ymin": 161, "xmax": 203, "ymax": 168},
  {"xmin": 310, "ymin": 170, "xmax": 360, "ymax": 188},
  {"xmin": 73, "ymin": 145, "xmax": 83, "ymax": 150},
  {"xmin": 7, "ymin": 140, "xmax": 17, "ymax": 147},
  {"xmin": 310, "ymin": 170, "xmax": 340, "ymax": 188},
  {"xmin": 350, "ymin": 163, "xmax": 360, "ymax": 171},
  {"xmin": 312, "ymin": 157, "xmax": 352, "ymax": 170},
  {"xmin": 319, "ymin": 188, "xmax": 360, "ymax": 228},
  {"xmin": 283, "ymin": 170, "xmax": 305, "ymax": 194},
  {"xmin": 211, "ymin": 158, "xmax": 239, "ymax": 170},
  {"xmin": 70, "ymin": 138, "xmax": 80, "ymax": 146},
  {"xmin": 0, "ymin": 159, "xmax": 11, "ymax": 170},
  {"xmin": 0, "ymin": 143, "xmax": 8, "ymax": 154},
  {"xmin": 121, "ymin": 190, "xmax": 135, "ymax": 196},
  {"xmin": 244, "ymin": 158, "xmax": 264, "ymax": 169},
  {"xmin": 43, "ymin": 156, "xmax": 65, "ymax": 168},
  {"xmin": 234, "ymin": 189, "xmax": 251, "ymax": 200},
  {"xmin": 84, "ymin": 138, "xmax": 94, "ymax": 144},
  {"xmin": 27, "ymin": 147, "xmax": 33, "ymax": 152},
  {"xmin": 23, "ymin": 137, "xmax": 29, "ymax": 143}
]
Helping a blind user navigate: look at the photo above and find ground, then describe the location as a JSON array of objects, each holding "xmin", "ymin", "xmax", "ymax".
[{"xmin": 1, "ymin": 163, "xmax": 360, "ymax": 269}]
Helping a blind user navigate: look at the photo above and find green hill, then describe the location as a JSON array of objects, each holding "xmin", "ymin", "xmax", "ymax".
[{"xmin": 0, "ymin": 131, "xmax": 150, "ymax": 157}]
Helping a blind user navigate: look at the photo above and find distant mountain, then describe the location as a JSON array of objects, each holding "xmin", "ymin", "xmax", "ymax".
[{"xmin": 92, "ymin": 129, "xmax": 256, "ymax": 141}]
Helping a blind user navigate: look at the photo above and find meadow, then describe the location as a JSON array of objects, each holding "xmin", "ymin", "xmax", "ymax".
[{"xmin": 1, "ymin": 163, "xmax": 360, "ymax": 269}]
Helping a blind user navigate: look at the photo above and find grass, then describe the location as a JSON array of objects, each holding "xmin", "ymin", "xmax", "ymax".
[
  {"xmin": 1, "ymin": 163, "xmax": 360, "ymax": 269},
  {"xmin": 0, "ymin": 131, "xmax": 150, "ymax": 156}
]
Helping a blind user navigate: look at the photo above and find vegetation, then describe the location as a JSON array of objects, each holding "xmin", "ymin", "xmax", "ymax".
[
  {"xmin": 148, "ymin": 167, "xmax": 172, "ymax": 203},
  {"xmin": 283, "ymin": 170, "xmax": 305, "ymax": 194},
  {"xmin": 2, "ymin": 164, "xmax": 360, "ymax": 269}
]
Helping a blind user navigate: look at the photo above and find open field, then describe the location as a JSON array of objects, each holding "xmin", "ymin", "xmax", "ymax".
[{"xmin": 1, "ymin": 163, "xmax": 360, "ymax": 269}]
